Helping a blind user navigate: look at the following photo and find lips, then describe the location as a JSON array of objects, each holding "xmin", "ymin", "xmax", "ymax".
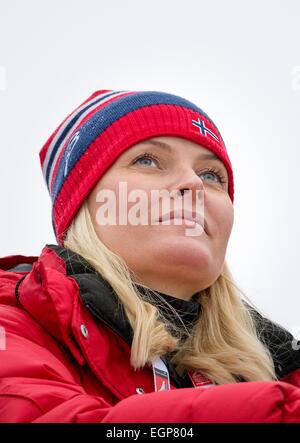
[{"xmin": 158, "ymin": 209, "xmax": 208, "ymax": 234}]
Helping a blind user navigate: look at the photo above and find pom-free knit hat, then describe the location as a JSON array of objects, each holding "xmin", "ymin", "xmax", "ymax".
[{"xmin": 39, "ymin": 89, "xmax": 234, "ymax": 245}]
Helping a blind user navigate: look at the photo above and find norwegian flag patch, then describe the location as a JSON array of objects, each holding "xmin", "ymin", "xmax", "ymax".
[{"xmin": 192, "ymin": 118, "xmax": 219, "ymax": 142}]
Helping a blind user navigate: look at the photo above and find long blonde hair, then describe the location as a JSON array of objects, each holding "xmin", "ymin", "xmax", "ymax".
[{"xmin": 63, "ymin": 199, "xmax": 276, "ymax": 384}]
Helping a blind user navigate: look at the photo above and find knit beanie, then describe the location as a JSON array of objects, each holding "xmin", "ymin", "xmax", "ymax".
[{"xmin": 39, "ymin": 89, "xmax": 234, "ymax": 246}]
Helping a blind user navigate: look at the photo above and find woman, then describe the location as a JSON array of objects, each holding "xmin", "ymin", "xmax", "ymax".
[{"xmin": 0, "ymin": 89, "xmax": 300, "ymax": 422}]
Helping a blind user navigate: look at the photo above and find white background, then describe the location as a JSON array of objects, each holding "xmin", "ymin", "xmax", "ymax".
[{"xmin": 0, "ymin": 0, "xmax": 299, "ymax": 333}]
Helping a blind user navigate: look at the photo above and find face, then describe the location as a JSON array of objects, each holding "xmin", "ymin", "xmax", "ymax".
[{"xmin": 87, "ymin": 136, "xmax": 234, "ymax": 300}]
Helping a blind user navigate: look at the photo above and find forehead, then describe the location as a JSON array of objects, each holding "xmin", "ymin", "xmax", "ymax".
[
  {"xmin": 131, "ymin": 136, "xmax": 228, "ymax": 185},
  {"xmin": 131, "ymin": 136, "xmax": 223, "ymax": 163}
]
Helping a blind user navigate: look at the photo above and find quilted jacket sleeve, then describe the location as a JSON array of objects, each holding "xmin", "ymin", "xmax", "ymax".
[
  {"xmin": 1, "ymin": 303, "xmax": 300, "ymax": 423},
  {"xmin": 102, "ymin": 379, "xmax": 300, "ymax": 423}
]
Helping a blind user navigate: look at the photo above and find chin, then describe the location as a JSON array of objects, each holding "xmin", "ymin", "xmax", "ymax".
[{"xmin": 152, "ymin": 236, "xmax": 212, "ymax": 269}]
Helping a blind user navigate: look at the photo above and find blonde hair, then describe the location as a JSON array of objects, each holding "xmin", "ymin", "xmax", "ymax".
[{"xmin": 63, "ymin": 199, "xmax": 276, "ymax": 384}]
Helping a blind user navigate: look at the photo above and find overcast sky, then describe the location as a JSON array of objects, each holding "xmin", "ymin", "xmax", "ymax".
[{"xmin": 0, "ymin": 0, "xmax": 300, "ymax": 334}]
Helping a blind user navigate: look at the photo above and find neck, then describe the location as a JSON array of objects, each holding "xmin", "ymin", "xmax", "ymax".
[{"xmin": 133, "ymin": 276, "xmax": 200, "ymax": 302}]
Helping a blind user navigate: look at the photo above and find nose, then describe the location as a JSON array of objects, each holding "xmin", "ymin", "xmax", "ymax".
[{"xmin": 172, "ymin": 168, "xmax": 205, "ymax": 197}]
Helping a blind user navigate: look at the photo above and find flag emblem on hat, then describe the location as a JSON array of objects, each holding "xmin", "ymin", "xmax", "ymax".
[{"xmin": 192, "ymin": 118, "xmax": 219, "ymax": 142}]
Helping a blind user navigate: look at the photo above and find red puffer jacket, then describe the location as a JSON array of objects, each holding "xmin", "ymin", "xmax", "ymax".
[{"xmin": 1, "ymin": 243, "xmax": 300, "ymax": 423}]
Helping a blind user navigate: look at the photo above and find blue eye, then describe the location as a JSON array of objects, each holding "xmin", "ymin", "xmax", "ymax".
[
  {"xmin": 199, "ymin": 168, "xmax": 227, "ymax": 184},
  {"xmin": 132, "ymin": 154, "xmax": 227, "ymax": 186},
  {"xmin": 133, "ymin": 153, "xmax": 159, "ymax": 167}
]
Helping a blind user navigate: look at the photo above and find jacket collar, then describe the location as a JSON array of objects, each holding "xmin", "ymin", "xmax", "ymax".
[
  {"xmin": 46, "ymin": 244, "xmax": 201, "ymax": 346},
  {"xmin": 46, "ymin": 244, "xmax": 135, "ymax": 344}
]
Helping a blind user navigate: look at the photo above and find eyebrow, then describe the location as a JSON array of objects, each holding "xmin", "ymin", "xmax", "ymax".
[{"xmin": 139, "ymin": 138, "xmax": 221, "ymax": 162}]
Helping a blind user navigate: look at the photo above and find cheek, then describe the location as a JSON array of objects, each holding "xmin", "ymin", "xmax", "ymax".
[
  {"xmin": 90, "ymin": 209, "xmax": 155, "ymax": 265},
  {"xmin": 205, "ymin": 194, "xmax": 234, "ymax": 243},
  {"xmin": 87, "ymin": 177, "xmax": 154, "ymax": 248},
  {"xmin": 215, "ymin": 202, "xmax": 234, "ymax": 242},
  {"xmin": 88, "ymin": 175, "xmax": 122, "ymax": 218}
]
